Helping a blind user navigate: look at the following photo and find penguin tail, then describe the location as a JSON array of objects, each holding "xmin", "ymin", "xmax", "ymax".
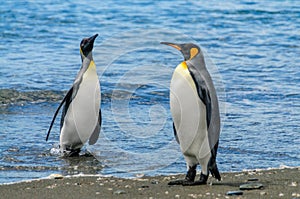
[
  {"xmin": 209, "ymin": 161, "xmax": 221, "ymax": 181},
  {"xmin": 208, "ymin": 141, "xmax": 221, "ymax": 181}
]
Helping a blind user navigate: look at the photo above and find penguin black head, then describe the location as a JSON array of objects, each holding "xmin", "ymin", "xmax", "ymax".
[
  {"xmin": 80, "ymin": 34, "xmax": 98, "ymax": 57},
  {"xmin": 160, "ymin": 42, "xmax": 201, "ymax": 61}
]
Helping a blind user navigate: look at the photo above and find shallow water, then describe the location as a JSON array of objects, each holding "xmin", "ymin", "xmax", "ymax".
[{"xmin": 1, "ymin": 0, "xmax": 299, "ymax": 184}]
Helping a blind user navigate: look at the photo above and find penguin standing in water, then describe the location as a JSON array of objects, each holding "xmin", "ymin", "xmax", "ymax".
[
  {"xmin": 161, "ymin": 42, "xmax": 221, "ymax": 185},
  {"xmin": 46, "ymin": 34, "xmax": 101, "ymax": 156}
]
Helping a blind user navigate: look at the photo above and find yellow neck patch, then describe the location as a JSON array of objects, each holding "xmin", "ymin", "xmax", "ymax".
[
  {"xmin": 180, "ymin": 61, "xmax": 188, "ymax": 70},
  {"xmin": 88, "ymin": 60, "xmax": 96, "ymax": 69}
]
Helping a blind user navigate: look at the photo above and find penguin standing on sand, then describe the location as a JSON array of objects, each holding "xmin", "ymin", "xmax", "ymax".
[
  {"xmin": 46, "ymin": 34, "xmax": 101, "ymax": 156},
  {"xmin": 161, "ymin": 42, "xmax": 221, "ymax": 185}
]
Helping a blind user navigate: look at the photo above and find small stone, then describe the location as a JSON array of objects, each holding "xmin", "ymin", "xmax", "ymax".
[
  {"xmin": 226, "ymin": 191, "xmax": 243, "ymax": 196},
  {"xmin": 163, "ymin": 177, "xmax": 171, "ymax": 181},
  {"xmin": 46, "ymin": 184, "xmax": 57, "ymax": 189},
  {"xmin": 206, "ymin": 192, "xmax": 210, "ymax": 195},
  {"xmin": 235, "ymin": 173, "xmax": 244, "ymax": 177},
  {"xmin": 113, "ymin": 190, "xmax": 126, "ymax": 195},
  {"xmin": 96, "ymin": 192, "xmax": 100, "ymax": 195},
  {"xmin": 187, "ymin": 194, "xmax": 198, "ymax": 198},
  {"xmin": 99, "ymin": 183, "xmax": 104, "ymax": 186},
  {"xmin": 151, "ymin": 180, "xmax": 159, "ymax": 184},
  {"xmin": 49, "ymin": 174, "xmax": 64, "ymax": 179},
  {"xmin": 260, "ymin": 192, "xmax": 267, "ymax": 195},
  {"xmin": 292, "ymin": 193, "xmax": 300, "ymax": 197},
  {"xmin": 136, "ymin": 173, "xmax": 145, "ymax": 178},
  {"xmin": 290, "ymin": 182, "xmax": 297, "ymax": 187},
  {"xmin": 107, "ymin": 188, "xmax": 113, "ymax": 191},
  {"xmin": 135, "ymin": 178, "xmax": 148, "ymax": 182},
  {"xmin": 240, "ymin": 182, "xmax": 264, "ymax": 190},
  {"xmin": 248, "ymin": 178, "xmax": 259, "ymax": 181},
  {"xmin": 175, "ymin": 194, "xmax": 180, "ymax": 198},
  {"xmin": 279, "ymin": 193, "xmax": 284, "ymax": 197},
  {"xmin": 165, "ymin": 191, "xmax": 169, "ymax": 195},
  {"xmin": 125, "ymin": 185, "xmax": 132, "ymax": 188}
]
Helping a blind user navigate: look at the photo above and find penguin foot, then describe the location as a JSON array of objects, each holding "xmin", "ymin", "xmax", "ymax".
[
  {"xmin": 168, "ymin": 165, "xmax": 197, "ymax": 186},
  {"xmin": 182, "ymin": 173, "xmax": 208, "ymax": 186},
  {"xmin": 168, "ymin": 179, "xmax": 192, "ymax": 185},
  {"xmin": 63, "ymin": 149, "xmax": 81, "ymax": 157}
]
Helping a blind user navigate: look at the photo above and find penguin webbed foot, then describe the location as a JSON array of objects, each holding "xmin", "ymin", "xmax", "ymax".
[
  {"xmin": 62, "ymin": 148, "xmax": 81, "ymax": 157},
  {"xmin": 182, "ymin": 173, "xmax": 208, "ymax": 186},
  {"xmin": 168, "ymin": 165, "xmax": 197, "ymax": 186}
]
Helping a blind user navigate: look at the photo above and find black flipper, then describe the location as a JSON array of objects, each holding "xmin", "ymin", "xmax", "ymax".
[
  {"xmin": 187, "ymin": 65, "xmax": 212, "ymax": 128},
  {"xmin": 46, "ymin": 87, "xmax": 73, "ymax": 141},
  {"xmin": 88, "ymin": 109, "xmax": 102, "ymax": 145},
  {"xmin": 173, "ymin": 122, "xmax": 180, "ymax": 144}
]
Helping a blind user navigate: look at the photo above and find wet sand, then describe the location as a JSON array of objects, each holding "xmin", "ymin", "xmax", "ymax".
[{"xmin": 0, "ymin": 167, "xmax": 299, "ymax": 199}]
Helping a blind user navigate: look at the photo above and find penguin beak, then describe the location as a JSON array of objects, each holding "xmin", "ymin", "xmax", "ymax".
[
  {"xmin": 88, "ymin": 34, "xmax": 98, "ymax": 44},
  {"xmin": 161, "ymin": 42, "xmax": 191, "ymax": 61},
  {"xmin": 160, "ymin": 42, "xmax": 182, "ymax": 51}
]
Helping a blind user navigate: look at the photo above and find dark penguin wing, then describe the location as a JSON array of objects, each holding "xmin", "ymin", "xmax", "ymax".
[
  {"xmin": 45, "ymin": 87, "xmax": 73, "ymax": 141},
  {"xmin": 187, "ymin": 64, "xmax": 212, "ymax": 129},
  {"xmin": 45, "ymin": 60, "xmax": 87, "ymax": 141},
  {"xmin": 172, "ymin": 122, "xmax": 180, "ymax": 144},
  {"xmin": 88, "ymin": 109, "xmax": 102, "ymax": 145}
]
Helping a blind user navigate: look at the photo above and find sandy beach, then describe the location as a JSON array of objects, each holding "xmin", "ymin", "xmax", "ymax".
[{"xmin": 0, "ymin": 167, "xmax": 299, "ymax": 199}]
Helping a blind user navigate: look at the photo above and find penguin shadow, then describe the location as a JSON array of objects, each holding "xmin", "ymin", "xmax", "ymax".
[{"xmin": 211, "ymin": 181, "xmax": 242, "ymax": 187}]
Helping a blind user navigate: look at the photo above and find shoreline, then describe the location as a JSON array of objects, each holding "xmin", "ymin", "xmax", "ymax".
[{"xmin": 0, "ymin": 167, "xmax": 299, "ymax": 198}]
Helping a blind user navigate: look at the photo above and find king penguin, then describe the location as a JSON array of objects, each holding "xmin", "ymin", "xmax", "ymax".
[
  {"xmin": 161, "ymin": 42, "xmax": 221, "ymax": 185},
  {"xmin": 46, "ymin": 34, "xmax": 101, "ymax": 156}
]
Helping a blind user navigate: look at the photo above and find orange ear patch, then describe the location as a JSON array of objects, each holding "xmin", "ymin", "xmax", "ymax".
[{"xmin": 189, "ymin": 48, "xmax": 198, "ymax": 60}]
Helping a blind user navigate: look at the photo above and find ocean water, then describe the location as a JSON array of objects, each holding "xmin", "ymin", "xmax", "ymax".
[{"xmin": 0, "ymin": 0, "xmax": 299, "ymax": 184}]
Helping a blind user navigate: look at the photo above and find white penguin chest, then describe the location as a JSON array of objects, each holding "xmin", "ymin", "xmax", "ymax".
[
  {"xmin": 61, "ymin": 62, "xmax": 100, "ymax": 147},
  {"xmin": 170, "ymin": 62, "xmax": 208, "ymax": 156},
  {"xmin": 72, "ymin": 62, "xmax": 101, "ymax": 125}
]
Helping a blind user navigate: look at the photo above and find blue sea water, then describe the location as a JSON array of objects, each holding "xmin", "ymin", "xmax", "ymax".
[{"xmin": 0, "ymin": 0, "xmax": 299, "ymax": 184}]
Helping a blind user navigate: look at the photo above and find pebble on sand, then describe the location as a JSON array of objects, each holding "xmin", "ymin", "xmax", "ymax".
[
  {"xmin": 113, "ymin": 190, "xmax": 126, "ymax": 195},
  {"xmin": 48, "ymin": 174, "xmax": 64, "ymax": 180},
  {"xmin": 239, "ymin": 182, "xmax": 264, "ymax": 190},
  {"xmin": 226, "ymin": 191, "xmax": 243, "ymax": 196}
]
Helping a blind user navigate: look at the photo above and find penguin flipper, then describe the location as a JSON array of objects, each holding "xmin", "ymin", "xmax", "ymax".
[
  {"xmin": 173, "ymin": 122, "xmax": 180, "ymax": 144},
  {"xmin": 46, "ymin": 87, "xmax": 73, "ymax": 141},
  {"xmin": 187, "ymin": 66, "xmax": 212, "ymax": 128},
  {"xmin": 88, "ymin": 109, "xmax": 101, "ymax": 145}
]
